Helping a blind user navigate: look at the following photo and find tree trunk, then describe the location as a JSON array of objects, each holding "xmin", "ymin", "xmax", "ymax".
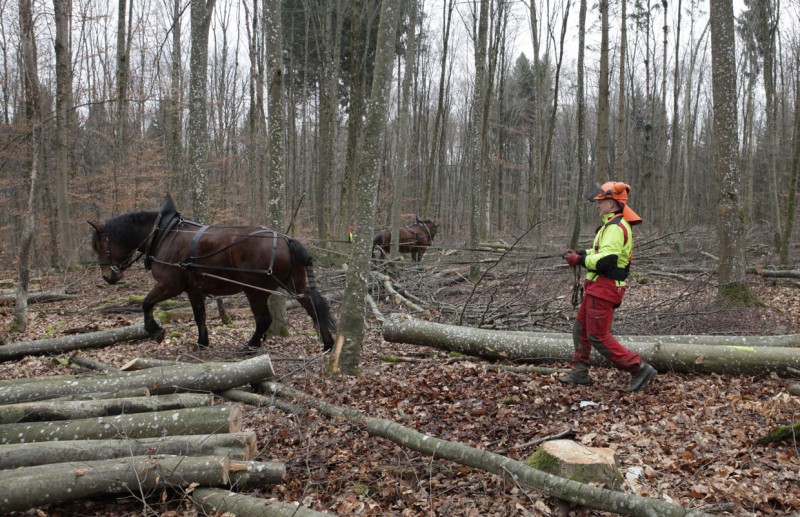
[
  {"xmin": 12, "ymin": 0, "xmax": 43, "ymax": 334},
  {"xmin": 266, "ymin": 0, "xmax": 287, "ymax": 338},
  {"xmin": 53, "ymin": 0, "xmax": 74, "ymax": 268},
  {"xmin": 0, "ymin": 290, "xmax": 75, "ymax": 305},
  {"xmin": 0, "ymin": 432, "xmax": 257, "ymax": 469},
  {"xmin": 0, "ymin": 393, "xmax": 214, "ymax": 424},
  {"xmin": 188, "ymin": 0, "xmax": 217, "ymax": 223},
  {"xmin": 0, "ymin": 324, "xmax": 150, "ymax": 362},
  {"xmin": 0, "ymin": 456, "xmax": 284, "ymax": 513},
  {"xmin": 595, "ymin": 0, "xmax": 610, "ymax": 180},
  {"xmin": 332, "ymin": 0, "xmax": 402, "ymax": 376},
  {"xmin": 709, "ymin": 0, "xmax": 758, "ymax": 305},
  {"xmin": 568, "ymin": 0, "xmax": 587, "ymax": 249},
  {"xmin": 469, "ymin": 0, "xmax": 489, "ymax": 282},
  {"xmin": 0, "ymin": 355, "xmax": 274, "ymax": 404},
  {"xmin": 381, "ymin": 318, "xmax": 800, "ymax": 375},
  {"xmin": 0, "ymin": 405, "xmax": 242, "ymax": 445},
  {"xmin": 192, "ymin": 487, "xmax": 332, "ymax": 517},
  {"xmin": 255, "ymin": 382, "xmax": 711, "ymax": 517}
]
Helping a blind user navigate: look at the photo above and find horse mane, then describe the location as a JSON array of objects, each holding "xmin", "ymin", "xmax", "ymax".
[{"xmin": 102, "ymin": 211, "xmax": 159, "ymax": 246}]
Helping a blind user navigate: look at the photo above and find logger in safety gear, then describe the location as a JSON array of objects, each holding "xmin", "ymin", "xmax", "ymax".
[{"xmin": 560, "ymin": 181, "xmax": 656, "ymax": 392}]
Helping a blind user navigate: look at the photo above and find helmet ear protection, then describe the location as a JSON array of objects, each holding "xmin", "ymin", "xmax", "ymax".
[{"xmin": 590, "ymin": 181, "xmax": 630, "ymax": 202}]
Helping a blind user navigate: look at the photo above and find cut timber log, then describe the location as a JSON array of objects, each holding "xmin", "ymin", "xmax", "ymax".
[
  {"xmin": 0, "ymin": 405, "xmax": 242, "ymax": 444},
  {"xmin": 120, "ymin": 357, "xmax": 182, "ymax": 371},
  {"xmin": 756, "ymin": 421, "xmax": 800, "ymax": 445},
  {"xmin": 0, "ymin": 393, "xmax": 214, "ymax": 424},
  {"xmin": 0, "ymin": 355, "xmax": 274, "ymax": 404},
  {"xmin": 0, "ymin": 456, "xmax": 285, "ymax": 513},
  {"xmin": 0, "ymin": 432, "xmax": 257, "ymax": 469},
  {"xmin": 0, "ymin": 290, "xmax": 75, "ymax": 305},
  {"xmin": 790, "ymin": 384, "xmax": 800, "ymax": 396},
  {"xmin": 0, "ymin": 324, "xmax": 149, "ymax": 362},
  {"xmin": 525, "ymin": 439, "xmax": 623, "ymax": 490},
  {"xmin": 192, "ymin": 488, "xmax": 333, "ymax": 517},
  {"xmin": 382, "ymin": 318, "xmax": 800, "ymax": 375}
]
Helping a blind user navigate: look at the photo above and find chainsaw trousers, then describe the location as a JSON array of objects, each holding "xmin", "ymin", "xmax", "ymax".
[{"xmin": 572, "ymin": 293, "xmax": 642, "ymax": 373}]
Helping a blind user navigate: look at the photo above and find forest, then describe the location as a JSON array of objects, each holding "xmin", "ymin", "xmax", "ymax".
[{"xmin": 1, "ymin": 0, "xmax": 799, "ymax": 515}]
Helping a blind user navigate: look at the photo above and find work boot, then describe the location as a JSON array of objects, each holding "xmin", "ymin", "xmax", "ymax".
[
  {"xmin": 625, "ymin": 363, "xmax": 657, "ymax": 392},
  {"xmin": 558, "ymin": 363, "xmax": 594, "ymax": 386}
]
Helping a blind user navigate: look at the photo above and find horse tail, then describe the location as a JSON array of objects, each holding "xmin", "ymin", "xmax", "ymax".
[{"xmin": 287, "ymin": 238, "xmax": 337, "ymax": 350}]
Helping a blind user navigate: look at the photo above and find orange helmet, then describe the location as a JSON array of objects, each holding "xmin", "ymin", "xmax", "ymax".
[{"xmin": 591, "ymin": 181, "xmax": 630, "ymax": 203}]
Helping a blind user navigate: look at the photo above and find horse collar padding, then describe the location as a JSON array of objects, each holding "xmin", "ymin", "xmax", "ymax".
[{"xmin": 187, "ymin": 225, "xmax": 211, "ymax": 268}]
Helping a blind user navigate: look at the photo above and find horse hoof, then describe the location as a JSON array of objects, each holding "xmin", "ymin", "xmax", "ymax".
[
  {"xmin": 238, "ymin": 346, "xmax": 260, "ymax": 356},
  {"xmin": 152, "ymin": 329, "xmax": 165, "ymax": 343}
]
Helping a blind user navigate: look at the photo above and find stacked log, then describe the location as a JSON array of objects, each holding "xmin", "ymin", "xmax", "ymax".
[{"xmin": 0, "ymin": 355, "xmax": 289, "ymax": 514}]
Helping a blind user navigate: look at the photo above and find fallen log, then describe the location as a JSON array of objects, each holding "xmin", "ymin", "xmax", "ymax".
[
  {"xmin": 0, "ymin": 290, "xmax": 76, "ymax": 305},
  {"xmin": 253, "ymin": 381, "xmax": 712, "ymax": 517},
  {"xmin": 528, "ymin": 331, "xmax": 800, "ymax": 348},
  {"xmin": 0, "ymin": 393, "xmax": 214, "ymax": 424},
  {"xmin": 192, "ymin": 488, "xmax": 333, "ymax": 517},
  {"xmin": 120, "ymin": 357, "xmax": 183, "ymax": 371},
  {"xmin": 0, "ymin": 456, "xmax": 285, "ymax": 513},
  {"xmin": 756, "ymin": 421, "xmax": 800, "ymax": 445},
  {"xmin": 0, "ymin": 324, "xmax": 150, "ymax": 362},
  {"xmin": 0, "ymin": 355, "xmax": 274, "ymax": 404},
  {"xmin": 790, "ymin": 384, "xmax": 800, "ymax": 396},
  {"xmin": 0, "ymin": 405, "xmax": 242, "ymax": 445},
  {"xmin": 382, "ymin": 318, "xmax": 800, "ymax": 375},
  {"xmin": 0, "ymin": 431, "xmax": 257, "ymax": 469}
]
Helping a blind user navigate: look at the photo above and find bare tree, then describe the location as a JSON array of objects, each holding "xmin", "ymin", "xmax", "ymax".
[
  {"xmin": 595, "ymin": 0, "xmax": 610, "ymax": 181},
  {"xmin": 569, "ymin": 0, "xmax": 588, "ymax": 249},
  {"xmin": 188, "ymin": 0, "xmax": 216, "ymax": 223},
  {"xmin": 469, "ymin": 0, "xmax": 489, "ymax": 282},
  {"xmin": 333, "ymin": 0, "xmax": 401, "ymax": 375},
  {"xmin": 13, "ymin": 0, "xmax": 44, "ymax": 333},
  {"xmin": 708, "ymin": 0, "xmax": 758, "ymax": 305},
  {"xmin": 53, "ymin": 0, "xmax": 74, "ymax": 269}
]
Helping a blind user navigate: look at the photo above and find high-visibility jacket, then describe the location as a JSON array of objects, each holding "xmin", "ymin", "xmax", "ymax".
[{"xmin": 581, "ymin": 212, "xmax": 633, "ymax": 304}]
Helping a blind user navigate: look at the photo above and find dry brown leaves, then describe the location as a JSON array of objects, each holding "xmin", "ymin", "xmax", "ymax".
[{"xmin": 0, "ymin": 252, "xmax": 799, "ymax": 516}]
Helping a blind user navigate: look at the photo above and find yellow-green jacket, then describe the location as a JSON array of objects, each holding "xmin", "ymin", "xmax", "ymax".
[{"xmin": 582, "ymin": 213, "xmax": 633, "ymax": 286}]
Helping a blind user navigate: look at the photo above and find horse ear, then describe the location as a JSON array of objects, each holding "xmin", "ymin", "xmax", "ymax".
[
  {"xmin": 162, "ymin": 193, "xmax": 176, "ymax": 212},
  {"xmin": 88, "ymin": 221, "xmax": 104, "ymax": 232}
]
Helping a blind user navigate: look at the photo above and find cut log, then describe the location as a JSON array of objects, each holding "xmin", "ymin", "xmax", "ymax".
[
  {"xmin": 0, "ymin": 405, "xmax": 242, "ymax": 444},
  {"xmin": 0, "ymin": 355, "xmax": 274, "ymax": 404},
  {"xmin": 790, "ymin": 384, "xmax": 800, "ymax": 396},
  {"xmin": 525, "ymin": 439, "xmax": 623, "ymax": 490},
  {"xmin": 192, "ymin": 488, "xmax": 333, "ymax": 516},
  {"xmin": 0, "ymin": 456, "xmax": 285, "ymax": 513},
  {"xmin": 382, "ymin": 318, "xmax": 800, "ymax": 375},
  {"xmin": 56, "ymin": 387, "xmax": 151, "ymax": 401},
  {"xmin": 0, "ymin": 290, "xmax": 75, "ymax": 305},
  {"xmin": 120, "ymin": 357, "xmax": 183, "ymax": 370},
  {"xmin": 0, "ymin": 432, "xmax": 257, "ymax": 469},
  {"xmin": 0, "ymin": 324, "xmax": 150, "ymax": 362},
  {"xmin": 68, "ymin": 354, "xmax": 116, "ymax": 372},
  {"xmin": 0, "ymin": 393, "xmax": 214, "ymax": 424},
  {"xmin": 253, "ymin": 382, "xmax": 712, "ymax": 517}
]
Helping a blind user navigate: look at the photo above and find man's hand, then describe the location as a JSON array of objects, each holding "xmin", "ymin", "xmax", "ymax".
[{"xmin": 562, "ymin": 249, "xmax": 583, "ymax": 267}]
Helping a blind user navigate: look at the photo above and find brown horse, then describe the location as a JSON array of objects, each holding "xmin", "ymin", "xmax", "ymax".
[
  {"xmin": 372, "ymin": 217, "xmax": 438, "ymax": 262},
  {"xmin": 89, "ymin": 194, "xmax": 336, "ymax": 351}
]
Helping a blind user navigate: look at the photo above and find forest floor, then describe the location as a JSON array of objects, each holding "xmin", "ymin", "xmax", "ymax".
[{"xmin": 1, "ymin": 231, "xmax": 799, "ymax": 516}]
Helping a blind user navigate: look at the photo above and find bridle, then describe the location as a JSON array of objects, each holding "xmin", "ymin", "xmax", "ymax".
[{"xmin": 97, "ymin": 228, "xmax": 156, "ymax": 276}]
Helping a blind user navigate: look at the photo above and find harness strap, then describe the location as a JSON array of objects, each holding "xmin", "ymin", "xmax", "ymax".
[
  {"xmin": 145, "ymin": 212, "xmax": 181, "ymax": 270},
  {"xmin": 265, "ymin": 227, "xmax": 278, "ymax": 275}
]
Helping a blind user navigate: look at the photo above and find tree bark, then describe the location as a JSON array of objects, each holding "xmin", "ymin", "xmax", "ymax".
[
  {"xmin": 52, "ymin": 0, "xmax": 74, "ymax": 268},
  {"xmin": 0, "ymin": 393, "xmax": 214, "ymax": 424},
  {"xmin": 1, "ymin": 324, "xmax": 149, "ymax": 362},
  {"xmin": 0, "ymin": 290, "xmax": 75, "ymax": 305},
  {"xmin": 756, "ymin": 421, "xmax": 800, "ymax": 445},
  {"xmin": 0, "ymin": 432, "xmax": 257, "ymax": 469},
  {"xmin": 0, "ymin": 355, "xmax": 274, "ymax": 404},
  {"xmin": 789, "ymin": 384, "xmax": 800, "ymax": 396},
  {"xmin": 0, "ymin": 456, "xmax": 284, "ymax": 513},
  {"xmin": 0, "ymin": 405, "xmax": 243, "ymax": 445},
  {"xmin": 255, "ymin": 381, "xmax": 711, "ymax": 517},
  {"xmin": 381, "ymin": 318, "xmax": 800, "ymax": 375},
  {"xmin": 192, "ymin": 487, "xmax": 332, "ymax": 517}
]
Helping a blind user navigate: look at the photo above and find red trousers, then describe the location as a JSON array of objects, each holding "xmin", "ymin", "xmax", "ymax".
[{"xmin": 572, "ymin": 288, "xmax": 642, "ymax": 373}]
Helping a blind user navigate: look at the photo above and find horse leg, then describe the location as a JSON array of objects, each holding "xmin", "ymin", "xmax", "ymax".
[
  {"xmin": 298, "ymin": 290, "xmax": 336, "ymax": 351},
  {"xmin": 244, "ymin": 290, "xmax": 272, "ymax": 349},
  {"xmin": 142, "ymin": 284, "xmax": 181, "ymax": 343},
  {"xmin": 187, "ymin": 291, "xmax": 209, "ymax": 347}
]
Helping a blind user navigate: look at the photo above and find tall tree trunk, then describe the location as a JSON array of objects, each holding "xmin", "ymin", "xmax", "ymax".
[
  {"xmin": 53, "ymin": 0, "xmax": 74, "ymax": 269},
  {"xmin": 595, "ymin": 0, "xmax": 610, "ymax": 181},
  {"xmin": 782, "ymin": 55, "xmax": 800, "ymax": 265},
  {"xmin": 668, "ymin": 0, "xmax": 683, "ymax": 219},
  {"xmin": 657, "ymin": 0, "xmax": 669, "ymax": 225},
  {"xmin": 266, "ymin": 0, "xmax": 287, "ymax": 337},
  {"xmin": 569, "ymin": 0, "xmax": 588, "ymax": 249},
  {"xmin": 167, "ymin": 0, "xmax": 184, "ymax": 199},
  {"xmin": 113, "ymin": 0, "xmax": 131, "ymax": 213},
  {"xmin": 708, "ymin": 0, "xmax": 758, "ymax": 305},
  {"xmin": 423, "ymin": 0, "xmax": 454, "ymax": 217},
  {"xmin": 332, "ymin": 0, "xmax": 401, "ymax": 376},
  {"xmin": 469, "ymin": 0, "xmax": 489, "ymax": 282},
  {"xmin": 188, "ymin": 0, "xmax": 216, "ymax": 223},
  {"xmin": 12, "ymin": 0, "xmax": 43, "ymax": 333},
  {"xmin": 614, "ymin": 0, "xmax": 627, "ymax": 180},
  {"xmin": 391, "ymin": 0, "xmax": 418, "ymax": 255}
]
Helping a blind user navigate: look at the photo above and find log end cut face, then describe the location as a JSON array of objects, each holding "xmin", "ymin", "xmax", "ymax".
[{"xmin": 525, "ymin": 439, "xmax": 624, "ymax": 490}]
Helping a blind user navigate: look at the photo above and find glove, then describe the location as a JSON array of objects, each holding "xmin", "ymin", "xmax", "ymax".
[{"xmin": 562, "ymin": 249, "xmax": 584, "ymax": 267}]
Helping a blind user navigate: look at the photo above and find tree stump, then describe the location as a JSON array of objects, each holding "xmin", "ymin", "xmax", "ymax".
[{"xmin": 525, "ymin": 439, "xmax": 624, "ymax": 490}]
